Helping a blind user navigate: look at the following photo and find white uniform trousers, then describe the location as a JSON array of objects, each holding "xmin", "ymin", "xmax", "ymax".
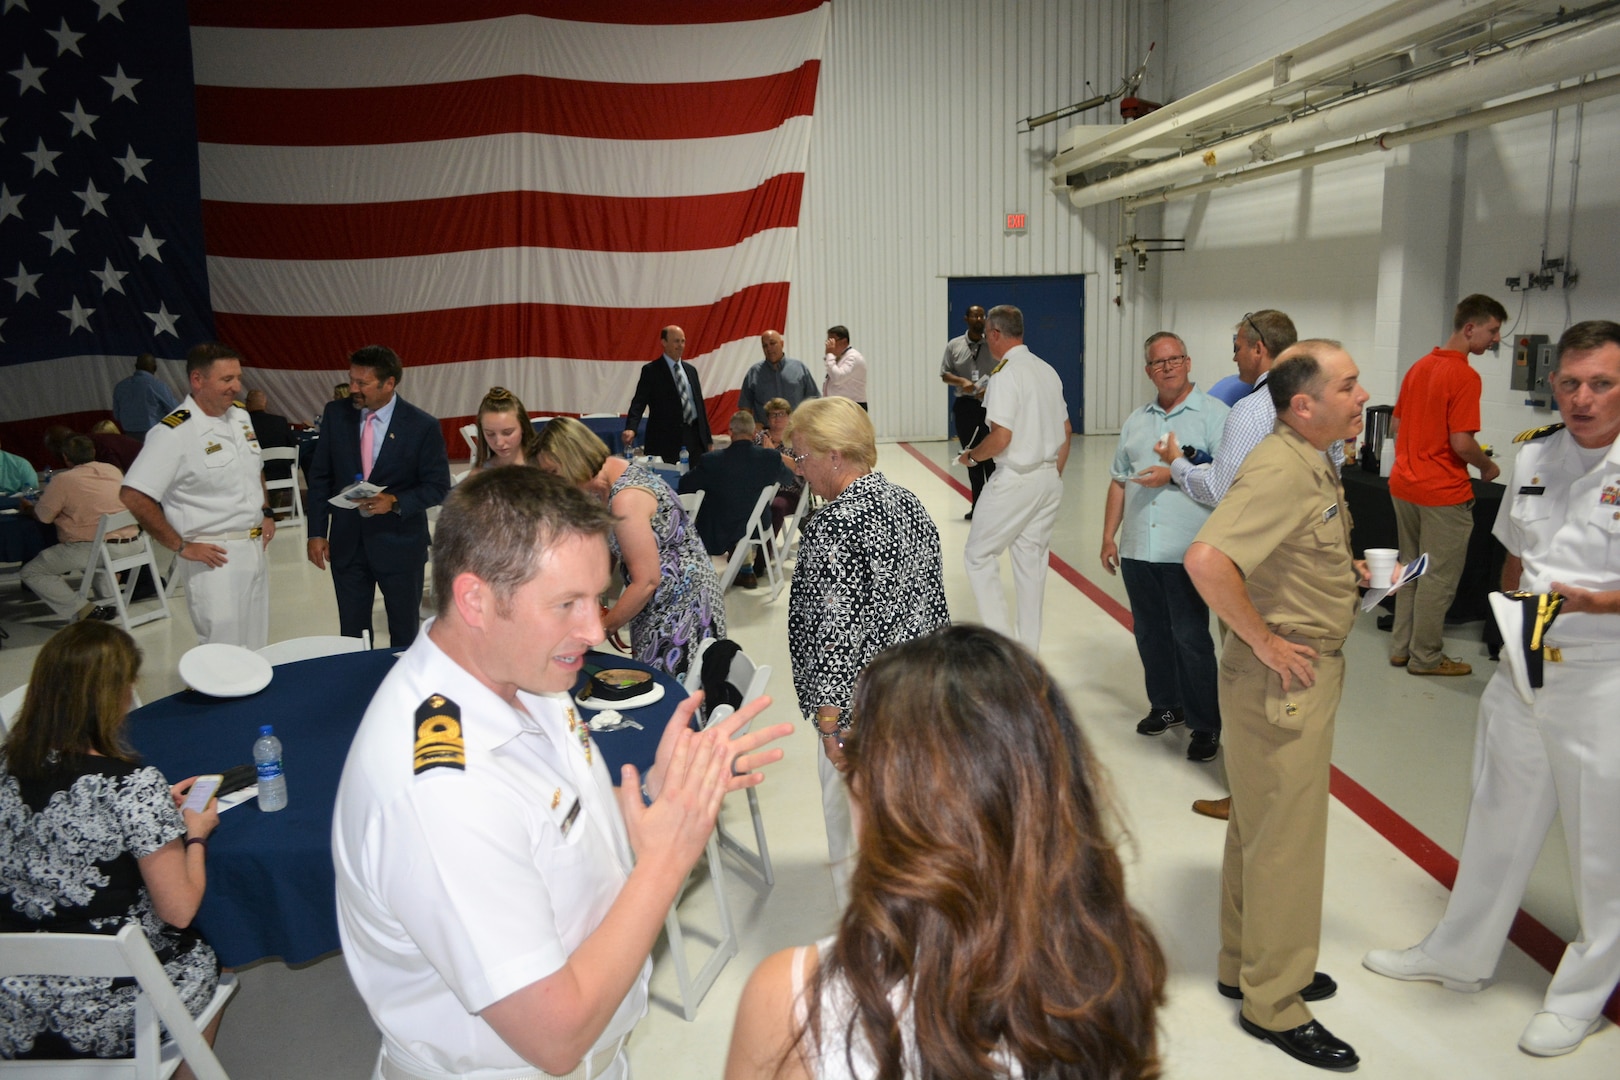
[
  {"xmin": 375, "ymin": 1035, "xmax": 628, "ymax": 1080},
  {"xmin": 817, "ymin": 738, "xmax": 855, "ymax": 910},
  {"xmin": 181, "ymin": 537, "xmax": 270, "ymax": 650},
  {"xmin": 1421, "ymin": 651, "xmax": 1620, "ymax": 1020},
  {"xmin": 20, "ymin": 541, "xmax": 103, "ymax": 620},
  {"xmin": 962, "ymin": 463, "xmax": 1063, "ymax": 650}
]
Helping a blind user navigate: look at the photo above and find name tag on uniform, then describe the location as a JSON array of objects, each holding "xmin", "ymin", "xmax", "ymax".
[
  {"xmin": 1322, "ymin": 503, "xmax": 1339, "ymax": 523},
  {"xmin": 204, "ymin": 442, "xmax": 222, "ymax": 455},
  {"xmin": 1519, "ymin": 485, "xmax": 1546, "ymax": 496}
]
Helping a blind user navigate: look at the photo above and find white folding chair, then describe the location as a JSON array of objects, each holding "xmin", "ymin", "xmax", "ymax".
[
  {"xmin": 716, "ymin": 484, "xmax": 782, "ymax": 599},
  {"xmin": 259, "ymin": 447, "xmax": 303, "ymax": 529},
  {"xmin": 1, "ymin": 682, "xmax": 26, "ymax": 736},
  {"xmin": 255, "ymin": 631, "xmax": 370, "ymax": 665},
  {"xmin": 776, "ymin": 485, "xmax": 816, "ymax": 574},
  {"xmin": 75, "ymin": 511, "xmax": 171, "ymax": 631},
  {"xmin": 683, "ymin": 639, "xmax": 775, "ymax": 887},
  {"xmin": 677, "ymin": 490, "xmax": 704, "ymax": 522},
  {"xmin": 0, "ymin": 922, "xmax": 238, "ymax": 1080},
  {"xmin": 459, "ymin": 423, "xmax": 480, "ymax": 459}
]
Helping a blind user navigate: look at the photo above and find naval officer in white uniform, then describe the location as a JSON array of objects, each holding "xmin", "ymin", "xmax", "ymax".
[{"xmin": 122, "ymin": 343, "xmax": 274, "ymax": 649}]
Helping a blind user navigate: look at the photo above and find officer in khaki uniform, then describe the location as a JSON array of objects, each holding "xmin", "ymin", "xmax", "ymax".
[{"xmin": 1185, "ymin": 341, "xmax": 1371, "ymax": 1071}]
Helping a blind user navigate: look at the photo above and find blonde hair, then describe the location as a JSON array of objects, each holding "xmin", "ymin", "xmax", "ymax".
[
  {"xmin": 786, "ymin": 397, "xmax": 876, "ymax": 472},
  {"xmin": 535, "ymin": 415, "xmax": 610, "ymax": 485}
]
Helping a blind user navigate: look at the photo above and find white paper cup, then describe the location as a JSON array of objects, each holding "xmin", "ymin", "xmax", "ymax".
[{"xmin": 1364, "ymin": 547, "xmax": 1398, "ymax": 586}]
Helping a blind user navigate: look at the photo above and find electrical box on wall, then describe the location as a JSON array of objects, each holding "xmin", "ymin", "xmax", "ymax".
[{"xmin": 1511, "ymin": 334, "xmax": 1554, "ymax": 407}]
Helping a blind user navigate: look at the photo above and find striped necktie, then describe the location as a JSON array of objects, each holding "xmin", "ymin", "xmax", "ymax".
[{"xmin": 674, "ymin": 363, "xmax": 697, "ymax": 424}]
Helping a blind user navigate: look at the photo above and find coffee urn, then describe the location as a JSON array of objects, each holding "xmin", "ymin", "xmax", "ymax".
[{"xmin": 1361, "ymin": 405, "xmax": 1393, "ymax": 473}]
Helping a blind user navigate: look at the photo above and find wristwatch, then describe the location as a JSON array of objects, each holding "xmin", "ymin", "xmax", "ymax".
[{"xmin": 261, "ymin": 505, "xmax": 274, "ymax": 517}]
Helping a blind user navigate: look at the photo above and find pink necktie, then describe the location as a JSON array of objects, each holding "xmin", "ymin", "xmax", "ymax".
[{"xmin": 360, "ymin": 411, "xmax": 376, "ymax": 480}]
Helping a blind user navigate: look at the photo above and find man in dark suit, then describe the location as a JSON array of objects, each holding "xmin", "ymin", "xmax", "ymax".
[
  {"xmin": 306, "ymin": 345, "xmax": 450, "ymax": 648},
  {"xmin": 678, "ymin": 412, "xmax": 794, "ymax": 586},
  {"xmin": 621, "ymin": 325, "xmax": 712, "ymax": 463}
]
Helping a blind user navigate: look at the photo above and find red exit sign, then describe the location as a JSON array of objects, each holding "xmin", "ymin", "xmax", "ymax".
[{"xmin": 1005, "ymin": 212, "xmax": 1027, "ymax": 232}]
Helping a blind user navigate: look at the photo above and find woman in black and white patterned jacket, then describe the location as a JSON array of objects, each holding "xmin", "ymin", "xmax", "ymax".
[
  {"xmin": 784, "ymin": 397, "xmax": 949, "ymax": 908},
  {"xmin": 0, "ymin": 621, "xmax": 222, "ymax": 1067}
]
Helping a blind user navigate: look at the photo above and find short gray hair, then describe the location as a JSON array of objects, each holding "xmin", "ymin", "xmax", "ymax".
[{"xmin": 985, "ymin": 305, "xmax": 1024, "ymax": 339}]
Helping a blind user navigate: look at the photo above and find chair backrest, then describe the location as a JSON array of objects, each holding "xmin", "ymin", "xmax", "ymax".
[
  {"xmin": 459, "ymin": 423, "xmax": 479, "ymax": 459},
  {"xmin": 78, "ymin": 511, "xmax": 171, "ymax": 631},
  {"xmin": 683, "ymin": 638, "xmax": 716, "ymax": 695},
  {"xmin": 717, "ymin": 484, "xmax": 779, "ymax": 592},
  {"xmin": 255, "ymin": 632, "xmax": 370, "ymax": 666},
  {"xmin": 678, "ymin": 490, "xmax": 704, "ymax": 521},
  {"xmin": 0, "ymin": 682, "xmax": 26, "ymax": 735},
  {"xmin": 258, "ymin": 447, "xmax": 298, "ymax": 464},
  {"xmin": 0, "ymin": 922, "xmax": 233, "ymax": 1080}
]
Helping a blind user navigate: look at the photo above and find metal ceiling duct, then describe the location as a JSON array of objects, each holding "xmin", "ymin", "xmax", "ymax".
[{"xmin": 1056, "ymin": 2, "xmax": 1620, "ymax": 209}]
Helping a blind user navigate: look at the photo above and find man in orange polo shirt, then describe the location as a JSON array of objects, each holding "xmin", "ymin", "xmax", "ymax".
[
  {"xmin": 19, "ymin": 434, "xmax": 137, "ymax": 623},
  {"xmin": 1388, "ymin": 294, "xmax": 1506, "ymax": 675}
]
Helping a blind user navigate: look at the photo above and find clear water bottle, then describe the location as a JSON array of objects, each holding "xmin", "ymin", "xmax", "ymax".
[
  {"xmin": 253, "ymin": 724, "xmax": 288, "ymax": 812},
  {"xmin": 677, "ymin": 447, "xmax": 690, "ymax": 474}
]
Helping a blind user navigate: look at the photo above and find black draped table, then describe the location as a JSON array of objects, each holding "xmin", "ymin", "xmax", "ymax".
[
  {"xmin": 1339, "ymin": 468, "xmax": 1507, "ymax": 624},
  {"xmin": 127, "ymin": 648, "xmax": 685, "ymax": 966},
  {"xmin": 0, "ymin": 509, "xmax": 55, "ymax": 564}
]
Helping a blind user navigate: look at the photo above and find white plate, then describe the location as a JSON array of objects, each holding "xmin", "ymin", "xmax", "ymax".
[{"xmin": 178, "ymin": 643, "xmax": 274, "ymax": 698}]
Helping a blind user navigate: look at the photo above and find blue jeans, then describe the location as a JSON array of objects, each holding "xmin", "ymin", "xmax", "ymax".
[{"xmin": 1120, "ymin": 558, "xmax": 1221, "ymax": 736}]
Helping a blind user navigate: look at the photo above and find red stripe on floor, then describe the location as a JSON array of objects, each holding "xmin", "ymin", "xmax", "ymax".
[{"xmin": 900, "ymin": 439, "xmax": 1620, "ymax": 1023}]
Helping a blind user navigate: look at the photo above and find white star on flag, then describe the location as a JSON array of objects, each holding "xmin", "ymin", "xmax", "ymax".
[
  {"xmin": 61, "ymin": 99, "xmax": 99, "ymax": 139},
  {"xmin": 130, "ymin": 225, "xmax": 165, "ymax": 261},
  {"xmin": 24, "ymin": 137, "xmax": 61, "ymax": 176},
  {"xmin": 0, "ymin": 184, "xmax": 23, "ymax": 223},
  {"xmin": 94, "ymin": 0, "xmax": 128, "ymax": 22},
  {"xmin": 59, "ymin": 296, "xmax": 95, "ymax": 332},
  {"xmin": 10, "ymin": 54, "xmax": 46, "ymax": 95},
  {"xmin": 6, "ymin": 263, "xmax": 42, "ymax": 301},
  {"xmin": 74, "ymin": 178, "xmax": 110, "ymax": 216},
  {"xmin": 41, "ymin": 216, "xmax": 79, "ymax": 255},
  {"xmin": 103, "ymin": 64, "xmax": 140, "ymax": 103},
  {"xmin": 47, "ymin": 19, "xmax": 86, "ymax": 58},
  {"xmin": 115, "ymin": 144, "xmax": 150, "ymax": 182},
  {"xmin": 4, "ymin": 1, "xmax": 33, "ymax": 17},
  {"xmin": 92, "ymin": 258, "xmax": 128, "ymax": 294},
  {"xmin": 145, "ymin": 300, "xmax": 180, "ymax": 337}
]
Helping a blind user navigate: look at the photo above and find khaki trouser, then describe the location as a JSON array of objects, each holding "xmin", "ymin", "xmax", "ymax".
[
  {"xmin": 1390, "ymin": 497, "xmax": 1474, "ymax": 668},
  {"xmin": 1217, "ymin": 634, "xmax": 1345, "ymax": 1032}
]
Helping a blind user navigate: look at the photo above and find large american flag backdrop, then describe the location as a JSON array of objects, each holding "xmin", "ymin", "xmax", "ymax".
[{"xmin": 2, "ymin": 0, "xmax": 827, "ymax": 460}]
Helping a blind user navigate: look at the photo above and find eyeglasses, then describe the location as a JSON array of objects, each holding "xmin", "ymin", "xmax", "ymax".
[
  {"xmin": 1146, "ymin": 355, "xmax": 1190, "ymax": 371},
  {"xmin": 1235, "ymin": 312, "xmax": 1268, "ymax": 353},
  {"xmin": 787, "ymin": 448, "xmax": 810, "ymax": 465}
]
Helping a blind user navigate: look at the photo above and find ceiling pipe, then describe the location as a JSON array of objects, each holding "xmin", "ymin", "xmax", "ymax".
[
  {"xmin": 1067, "ymin": 11, "xmax": 1620, "ymax": 210},
  {"xmin": 1121, "ymin": 71, "xmax": 1620, "ymax": 210},
  {"xmin": 1048, "ymin": 0, "xmax": 1529, "ymax": 178}
]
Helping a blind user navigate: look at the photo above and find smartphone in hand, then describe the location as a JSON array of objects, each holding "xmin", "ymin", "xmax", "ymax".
[{"xmin": 182, "ymin": 774, "xmax": 223, "ymax": 813}]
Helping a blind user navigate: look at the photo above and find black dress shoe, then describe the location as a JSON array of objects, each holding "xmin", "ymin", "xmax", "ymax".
[
  {"xmin": 1239, "ymin": 1016, "xmax": 1359, "ymax": 1070},
  {"xmin": 1219, "ymin": 971, "xmax": 1337, "ymax": 1002},
  {"xmin": 963, "ymin": 510, "xmax": 974, "ymax": 520}
]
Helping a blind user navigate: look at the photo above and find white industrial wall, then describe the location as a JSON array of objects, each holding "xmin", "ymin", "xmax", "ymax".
[
  {"xmin": 1155, "ymin": 0, "xmax": 1620, "ymax": 472},
  {"xmin": 787, "ymin": 0, "xmax": 1165, "ymax": 439}
]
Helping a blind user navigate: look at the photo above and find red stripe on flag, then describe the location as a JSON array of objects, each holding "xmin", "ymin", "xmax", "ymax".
[
  {"xmin": 199, "ymin": 175, "xmax": 804, "ymax": 259},
  {"xmin": 212, "ymin": 282, "xmax": 791, "ymax": 370},
  {"xmin": 194, "ymin": 64, "xmax": 820, "ymax": 146},
  {"xmin": 189, "ymin": 0, "xmax": 825, "ymax": 29}
]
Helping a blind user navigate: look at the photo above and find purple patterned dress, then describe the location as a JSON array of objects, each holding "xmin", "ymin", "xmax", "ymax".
[{"xmin": 607, "ymin": 461, "xmax": 725, "ymax": 676}]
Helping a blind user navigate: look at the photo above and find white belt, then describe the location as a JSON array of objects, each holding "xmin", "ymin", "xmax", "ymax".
[
  {"xmin": 997, "ymin": 459, "xmax": 1057, "ymax": 476},
  {"xmin": 378, "ymin": 1035, "xmax": 626, "ymax": 1080},
  {"xmin": 190, "ymin": 528, "xmax": 263, "ymax": 543},
  {"xmin": 1544, "ymin": 640, "xmax": 1620, "ymax": 662}
]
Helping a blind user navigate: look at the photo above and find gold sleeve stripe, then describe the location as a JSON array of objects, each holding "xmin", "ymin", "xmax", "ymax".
[{"xmin": 413, "ymin": 693, "xmax": 466, "ymax": 775}]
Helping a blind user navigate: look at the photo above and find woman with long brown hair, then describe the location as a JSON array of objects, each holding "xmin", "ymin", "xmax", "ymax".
[
  {"xmin": 1, "ymin": 622, "xmax": 223, "ymax": 1071},
  {"xmin": 727, "ymin": 625, "xmax": 1165, "ymax": 1080}
]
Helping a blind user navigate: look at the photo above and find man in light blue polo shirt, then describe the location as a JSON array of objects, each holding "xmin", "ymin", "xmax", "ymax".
[{"xmin": 1100, "ymin": 330, "xmax": 1229, "ymax": 762}]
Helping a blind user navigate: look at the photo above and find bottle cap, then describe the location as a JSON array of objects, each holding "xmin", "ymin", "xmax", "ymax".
[{"xmin": 260, "ymin": 724, "xmax": 274, "ymax": 736}]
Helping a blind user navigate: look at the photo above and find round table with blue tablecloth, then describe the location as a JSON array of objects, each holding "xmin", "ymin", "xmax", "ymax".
[{"xmin": 126, "ymin": 647, "xmax": 684, "ymax": 966}]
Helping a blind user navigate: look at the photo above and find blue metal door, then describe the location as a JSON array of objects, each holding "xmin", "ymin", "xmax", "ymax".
[{"xmin": 946, "ymin": 276, "xmax": 1084, "ymax": 436}]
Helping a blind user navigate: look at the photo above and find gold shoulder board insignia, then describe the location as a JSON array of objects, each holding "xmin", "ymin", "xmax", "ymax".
[
  {"xmin": 1513, "ymin": 422, "xmax": 1565, "ymax": 443},
  {"xmin": 413, "ymin": 693, "xmax": 466, "ymax": 775},
  {"xmin": 231, "ymin": 400, "xmax": 246, "ymax": 410},
  {"xmin": 159, "ymin": 409, "xmax": 191, "ymax": 428}
]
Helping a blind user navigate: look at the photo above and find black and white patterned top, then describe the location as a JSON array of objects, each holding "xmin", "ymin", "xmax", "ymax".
[
  {"xmin": 0, "ymin": 754, "xmax": 219, "ymax": 1060},
  {"xmin": 788, "ymin": 471, "xmax": 950, "ymax": 726}
]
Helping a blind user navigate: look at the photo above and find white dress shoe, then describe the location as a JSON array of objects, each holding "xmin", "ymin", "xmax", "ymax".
[
  {"xmin": 1519, "ymin": 1011, "xmax": 1601, "ymax": 1057},
  {"xmin": 1361, "ymin": 946, "xmax": 1484, "ymax": 992}
]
